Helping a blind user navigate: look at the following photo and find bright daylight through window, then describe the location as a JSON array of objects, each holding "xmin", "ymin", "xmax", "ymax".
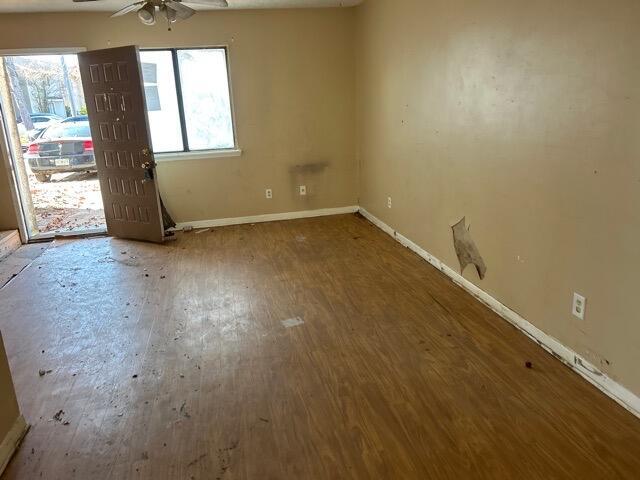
[{"xmin": 139, "ymin": 47, "xmax": 235, "ymax": 154}]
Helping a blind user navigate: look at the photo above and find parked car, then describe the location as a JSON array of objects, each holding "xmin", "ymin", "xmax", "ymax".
[
  {"xmin": 61, "ymin": 115, "xmax": 88, "ymax": 123},
  {"xmin": 18, "ymin": 113, "xmax": 64, "ymax": 151},
  {"xmin": 24, "ymin": 121, "xmax": 95, "ymax": 182},
  {"xmin": 30, "ymin": 113, "xmax": 64, "ymax": 127}
]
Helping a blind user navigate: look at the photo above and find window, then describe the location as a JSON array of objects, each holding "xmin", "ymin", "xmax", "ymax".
[
  {"xmin": 140, "ymin": 50, "xmax": 183, "ymax": 152},
  {"xmin": 139, "ymin": 48, "xmax": 236, "ymax": 154}
]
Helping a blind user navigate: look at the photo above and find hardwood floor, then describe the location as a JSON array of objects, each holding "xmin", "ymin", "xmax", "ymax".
[{"xmin": 0, "ymin": 213, "xmax": 639, "ymax": 479}]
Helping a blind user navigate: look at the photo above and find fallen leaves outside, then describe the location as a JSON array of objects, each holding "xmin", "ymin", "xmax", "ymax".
[{"xmin": 28, "ymin": 171, "xmax": 106, "ymax": 234}]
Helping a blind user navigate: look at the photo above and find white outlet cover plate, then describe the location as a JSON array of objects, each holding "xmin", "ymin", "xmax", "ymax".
[{"xmin": 572, "ymin": 292, "xmax": 586, "ymax": 320}]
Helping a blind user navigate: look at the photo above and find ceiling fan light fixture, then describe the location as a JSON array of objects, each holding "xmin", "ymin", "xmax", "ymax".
[
  {"xmin": 106, "ymin": 0, "xmax": 226, "ymax": 27},
  {"xmin": 137, "ymin": 2, "xmax": 156, "ymax": 25},
  {"xmin": 161, "ymin": 4, "xmax": 177, "ymax": 23}
]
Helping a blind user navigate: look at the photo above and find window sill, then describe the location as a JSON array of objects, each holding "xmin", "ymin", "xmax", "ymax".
[{"xmin": 155, "ymin": 148, "xmax": 242, "ymax": 162}]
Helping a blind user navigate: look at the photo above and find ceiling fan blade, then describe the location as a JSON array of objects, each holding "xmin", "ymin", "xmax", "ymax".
[
  {"xmin": 183, "ymin": 0, "xmax": 228, "ymax": 7},
  {"xmin": 165, "ymin": 1, "xmax": 196, "ymax": 20},
  {"xmin": 111, "ymin": 1, "xmax": 146, "ymax": 17}
]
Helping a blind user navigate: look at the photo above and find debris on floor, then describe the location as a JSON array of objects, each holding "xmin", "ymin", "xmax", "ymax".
[
  {"xmin": 195, "ymin": 228, "xmax": 211, "ymax": 234},
  {"xmin": 160, "ymin": 196, "xmax": 176, "ymax": 230},
  {"xmin": 38, "ymin": 369, "xmax": 52, "ymax": 377},
  {"xmin": 281, "ymin": 316, "xmax": 304, "ymax": 328},
  {"xmin": 180, "ymin": 401, "xmax": 191, "ymax": 418},
  {"xmin": 525, "ymin": 361, "xmax": 533, "ymax": 369},
  {"xmin": 451, "ymin": 217, "xmax": 487, "ymax": 279},
  {"xmin": 216, "ymin": 441, "xmax": 238, "ymax": 480},
  {"xmin": 187, "ymin": 453, "xmax": 207, "ymax": 467},
  {"xmin": 52, "ymin": 410, "xmax": 65, "ymax": 422}
]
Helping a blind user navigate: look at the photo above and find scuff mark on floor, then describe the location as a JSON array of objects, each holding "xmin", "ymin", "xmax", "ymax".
[{"xmin": 281, "ymin": 317, "xmax": 304, "ymax": 328}]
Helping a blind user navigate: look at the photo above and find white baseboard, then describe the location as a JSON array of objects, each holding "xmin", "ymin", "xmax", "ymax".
[
  {"xmin": 0, "ymin": 415, "xmax": 28, "ymax": 476},
  {"xmin": 359, "ymin": 207, "xmax": 640, "ymax": 419},
  {"xmin": 172, "ymin": 205, "xmax": 359, "ymax": 231}
]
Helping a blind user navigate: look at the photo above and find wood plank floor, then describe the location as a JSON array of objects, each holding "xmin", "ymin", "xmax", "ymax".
[{"xmin": 0, "ymin": 213, "xmax": 639, "ymax": 479}]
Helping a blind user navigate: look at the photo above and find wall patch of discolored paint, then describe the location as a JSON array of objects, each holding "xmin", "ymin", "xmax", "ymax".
[
  {"xmin": 288, "ymin": 161, "xmax": 330, "ymax": 200},
  {"xmin": 289, "ymin": 161, "xmax": 330, "ymax": 175},
  {"xmin": 451, "ymin": 217, "xmax": 486, "ymax": 280}
]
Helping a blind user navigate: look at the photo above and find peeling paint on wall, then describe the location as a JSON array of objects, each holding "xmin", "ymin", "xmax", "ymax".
[{"xmin": 451, "ymin": 217, "xmax": 486, "ymax": 280}]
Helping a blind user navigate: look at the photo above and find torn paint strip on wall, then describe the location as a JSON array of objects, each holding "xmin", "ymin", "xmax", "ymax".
[{"xmin": 451, "ymin": 217, "xmax": 486, "ymax": 280}]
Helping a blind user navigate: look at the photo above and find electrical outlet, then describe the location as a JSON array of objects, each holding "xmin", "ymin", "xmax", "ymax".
[
  {"xmin": 265, "ymin": 188, "xmax": 272, "ymax": 199},
  {"xmin": 299, "ymin": 185, "xmax": 307, "ymax": 196},
  {"xmin": 387, "ymin": 196, "xmax": 392, "ymax": 208},
  {"xmin": 572, "ymin": 292, "xmax": 586, "ymax": 320}
]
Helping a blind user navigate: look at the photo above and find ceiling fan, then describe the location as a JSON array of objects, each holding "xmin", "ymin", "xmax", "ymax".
[{"xmin": 72, "ymin": 0, "xmax": 229, "ymax": 29}]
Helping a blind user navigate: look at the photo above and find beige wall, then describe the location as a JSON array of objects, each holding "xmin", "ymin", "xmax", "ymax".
[
  {"xmin": 0, "ymin": 8, "xmax": 357, "ymax": 224},
  {"xmin": 0, "ymin": 1, "xmax": 638, "ymax": 399},
  {"xmin": 0, "ymin": 331, "xmax": 20, "ymax": 444},
  {"xmin": 356, "ymin": 0, "xmax": 640, "ymax": 395}
]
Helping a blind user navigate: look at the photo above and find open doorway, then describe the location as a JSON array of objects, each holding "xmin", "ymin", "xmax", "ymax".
[{"xmin": 0, "ymin": 51, "xmax": 106, "ymax": 240}]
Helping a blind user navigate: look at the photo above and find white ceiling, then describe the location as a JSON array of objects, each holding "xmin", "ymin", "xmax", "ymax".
[{"xmin": 0, "ymin": 0, "xmax": 363, "ymax": 13}]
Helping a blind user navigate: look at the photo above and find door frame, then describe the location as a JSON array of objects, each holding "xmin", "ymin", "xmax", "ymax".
[
  {"xmin": 0, "ymin": 93, "xmax": 28, "ymax": 243},
  {"xmin": 0, "ymin": 47, "xmax": 108, "ymax": 242}
]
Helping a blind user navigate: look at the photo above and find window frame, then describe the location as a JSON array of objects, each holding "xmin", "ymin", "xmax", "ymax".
[{"xmin": 140, "ymin": 46, "xmax": 239, "ymax": 158}]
